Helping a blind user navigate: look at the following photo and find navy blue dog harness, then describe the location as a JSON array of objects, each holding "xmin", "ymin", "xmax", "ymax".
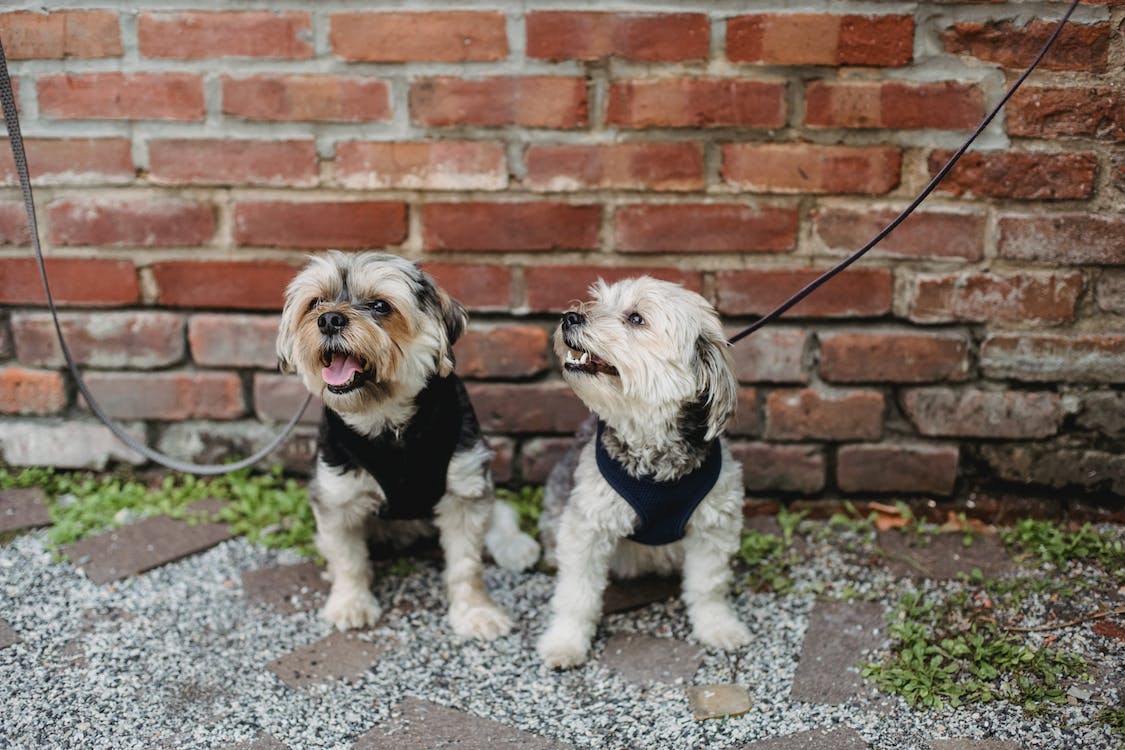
[{"xmin": 594, "ymin": 420, "xmax": 722, "ymax": 546}]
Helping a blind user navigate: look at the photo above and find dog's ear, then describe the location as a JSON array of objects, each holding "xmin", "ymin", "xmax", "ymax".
[
  {"xmin": 433, "ymin": 285, "xmax": 468, "ymax": 377},
  {"xmin": 693, "ymin": 328, "xmax": 737, "ymax": 441},
  {"xmin": 276, "ymin": 287, "xmax": 299, "ymax": 375}
]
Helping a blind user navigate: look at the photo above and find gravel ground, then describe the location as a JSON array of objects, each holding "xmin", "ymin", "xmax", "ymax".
[{"xmin": 0, "ymin": 527, "xmax": 1121, "ymax": 750}]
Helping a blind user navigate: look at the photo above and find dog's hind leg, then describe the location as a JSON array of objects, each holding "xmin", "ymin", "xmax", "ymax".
[
  {"xmin": 485, "ymin": 500, "xmax": 541, "ymax": 571},
  {"xmin": 681, "ymin": 521, "xmax": 751, "ymax": 650}
]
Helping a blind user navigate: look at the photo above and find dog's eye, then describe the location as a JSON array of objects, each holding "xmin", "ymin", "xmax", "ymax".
[
  {"xmin": 306, "ymin": 297, "xmax": 322, "ymax": 312},
  {"xmin": 367, "ymin": 300, "xmax": 392, "ymax": 316},
  {"xmin": 626, "ymin": 312, "xmax": 645, "ymax": 326}
]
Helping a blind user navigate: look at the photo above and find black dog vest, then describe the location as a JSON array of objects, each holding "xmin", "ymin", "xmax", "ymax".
[{"xmin": 594, "ymin": 420, "xmax": 722, "ymax": 546}]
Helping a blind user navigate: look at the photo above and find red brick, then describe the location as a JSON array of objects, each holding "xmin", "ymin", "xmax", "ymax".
[
  {"xmin": 223, "ymin": 76, "xmax": 390, "ymax": 122},
  {"xmin": 151, "ymin": 260, "xmax": 299, "ymax": 311},
  {"xmin": 1007, "ymin": 86, "xmax": 1124, "ymax": 141},
  {"xmin": 1096, "ymin": 272, "xmax": 1125, "ymax": 314},
  {"xmin": 81, "ymin": 371, "xmax": 244, "ymax": 420},
  {"xmin": 420, "ymin": 263, "xmax": 511, "ymax": 311},
  {"xmin": 524, "ymin": 266, "xmax": 702, "ymax": 314},
  {"xmin": 980, "ymin": 334, "xmax": 1124, "ymax": 383},
  {"xmin": 941, "ymin": 20, "xmax": 1110, "ymax": 72},
  {"xmin": 525, "ymin": 143, "xmax": 704, "ymax": 192},
  {"xmin": 139, "ymin": 12, "xmax": 312, "ymax": 60},
  {"xmin": 12, "ymin": 311, "xmax": 185, "ymax": 369},
  {"xmin": 0, "ymin": 138, "xmax": 133, "ymax": 185},
  {"xmin": 233, "ymin": 201, "xmax": 406, "ymax": 250},
  {"xmin": 518, "ymin": 437, "xmax": 576, "ymax": 484},
  {"xmin": 723, "ymin": 143, "xmax": 901, "ymax": 194},
  {"xmin": 819, "ymin": 331, "xmax": 972, "ymax": 383},
  {"xmin": 188, "ymin": 314, "xmax": 281, "ymax": 368},
  {"xmin": 527, "ymin": 12, "xmax": 708, "ymax": 62},
  {"xmin": 423, "ymin": 202, "xmax": 599, "ymax": 252},
  {"xmin": 455, "ymin": 324, "xmax": 550, "ymax": 380},
  {"xmin": 488, "ymin": 436, "xmax": 514, "ymax": 484},
  {"xmin": 715, "ymin": 268, "xmax": 892, "ymax": 318},
  {"xmin": 466, "ymin": 381, "xmax": 589, "ymax": 434},
  {"xmin": 765, "ymin": 388, "xmax": 883, "ymax": 441},
  {"xmin": 252, "ymin": 374, "xmax": 320, "ymax": 425},
  {"xmin": 0, "ymin": 258, "xmax": 138, "ymax": 307},
  {"xmin": 330, "ymin": 12, "xmax": 507, "ymax": 62},
  {"xmin": 813, "ymin": 208, "xmax": 985, "ymax": 261},
  {"xmin": 0, "ymin": 11, "xmax": 120, "ymax": 59},
  {"xmin": 998, "ymin": 214, "xmax": 1124, "ymax": 265},
  {"xmin": 930, "ymin": 150, "xmax": 1097, "ymax": 200},
  {"xmin": 727, "ymin": 327, "xmax": 809, "ymax": 384},
  {"xmin": 901, "ymin": 387, "xmax": 1063, "ymax": 438},
  {"xmin": 335, "ymin": 141, "xmax": 506, "ymax": 190},
  {"xmin": 805, "ymin": 81, "xmax": 984, "ymax": 130},
  {"xmin": 0, "ymin": 367, "xmax": 66, "ymax": 415},
  {"xmin": 731, "ymin": 442, "xmax": 826, "ymax": 494},
  {"xmin": 607, "ymin": 78, "xmax": 787, "ymax": 129},
  {"xmin": 410, "ymin": 77, "xmax": 587, "ymax": 128},
  {"xmin": 907, "ymin": 271, "xmax": 1083, "ymax": 324},
  {"xmin": 616, "ymin": 204, "xmax": 797, "ymax": 253},
  {"xmin": 837, "ymin": 443, "xmax": 958, "ymax": 495},
  {"xmin": 149, "ymin": 140, "xmax": 318, "ymax": 187},
  {"xmin": 730, "ymin": 386, "xmax": 760, "ymax": 437},
  {"xmin": 48, "ymin": 198, "xmax": 214, "ymax": 248},
  {"xmin": 727, "ymin": 14, "xmax": 912, "ymax": 66},
  {"xmin": 0, "ymin": 202, "xmax": 30, "ymax": 245},
  {"xmin": 38, "ymin": 73, "xmax": 204, "ymax": 121}
]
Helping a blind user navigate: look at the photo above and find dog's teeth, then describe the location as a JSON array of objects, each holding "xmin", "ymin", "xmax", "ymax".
[{"xmin": 579, "ymin": 352, "xmax": 589, "ymax": 364}]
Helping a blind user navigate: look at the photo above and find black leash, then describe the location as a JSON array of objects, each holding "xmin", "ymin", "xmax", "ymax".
[{"xmin": 728, "ymin": 0, "xmax": 1081, "ymax": 345}]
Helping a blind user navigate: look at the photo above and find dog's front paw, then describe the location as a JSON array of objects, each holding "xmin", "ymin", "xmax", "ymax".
[
  {"xmin": 537, "ymin": 624, "xmax": 590, "ymax": 669},
  {"xmin": 490, "ymin": 531, "xmax": 541, "ymax": 572},
  {"xmin": 450, "ymin": 604, "xmax": 512, "ymax": 640},
  {"xmin": 694, "ymin": 614, "xmax": 751, "ymax": 651},
  {"xmin": 323, "ymin": 588, "xmax": 382, "ymax": 631}
]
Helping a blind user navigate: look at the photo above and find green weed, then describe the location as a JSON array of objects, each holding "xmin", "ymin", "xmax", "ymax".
[
  {"xmin": 1001, "ymin": 519, "xmax": 1124, "ymax": 581},
  {"xmin": 496, "ymin": 485, "xmax": 544, "ymax": 539}
]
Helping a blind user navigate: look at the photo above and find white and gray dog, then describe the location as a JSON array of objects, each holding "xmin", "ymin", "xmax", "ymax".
[
  {"xmin": 277, "ymin": 251, "xmax": 539, "ymax": 639},
  {"xmin": 537, "ymin": 277, "xmax": 751, "ymax": 668}
]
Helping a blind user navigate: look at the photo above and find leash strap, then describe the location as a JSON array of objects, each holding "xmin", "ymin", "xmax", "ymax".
[
  {"xmin": 727, "ymin": 0, "xmax": 1082, "ymax": 345},
  {"xmin": 0, "ymin": 38, "xmax": 311, "ymax": 475}
]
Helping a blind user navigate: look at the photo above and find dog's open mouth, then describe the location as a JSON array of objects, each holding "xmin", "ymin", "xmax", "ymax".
[
  {"xmin": 321, "ymin": 350, "xmax": 370, "ymax": 394},
  {"xmin": 563, "ymin": 347, "xmax": 618, "ymax": 376}
]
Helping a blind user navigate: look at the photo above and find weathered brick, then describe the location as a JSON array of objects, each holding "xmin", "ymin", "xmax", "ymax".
[
  {"xmin": 819, "ymin": 331, "xmax": 972, "ymax": 383},
  {"xmin": 420, "ymin": 263, "xmax": 511, "ymax": 311},
  {"xmin": 488, "ymin": 436, "xmax": 514, "ymax": 484},
  {"xmin": 423, "ymin": 202, "xmax": 600, "ymax": 252},
  {"xmin": 138, "ymin": 12, "xmax": 312, "ymax": 59},
  {"xmin": 525, "ymin": 143, "xmax": 704, "ymax": 192},
  {"xmin": 527, "ymin": 12, "xmax": 708, "ymax": 62},
  {"xmin": 0, "ymin": 367, "xmax": 67, "ymax": 415},
  {"xmin": 81, "ymin": 371, "xmax": 245, "ymax": 420},
  {"xmin": 156, "ymin": 422, "xmax": 316, "ymax": 475},
  {"xmin": 0, "ymin": 420, "xmax": 144, "ymax": 469},
  {"xmin": 929, "ymin": 150, "xmax": 1097, "ymax": 200},
  {"xmin": 765, "ymin": 388, "xmax": 884, "ymax": 441},
  {"xmin": 455, "ymin": 324, "xmax": 551, "ymax": 379},
  {"xmin": 151, "ymin": 260, "xmax": 298, "ymax": 311},
  {"xmin": 410, "ymin": 77, "xmax": 587, "ymax": 128},
  {"xmin": 805, "ymin": 81, "xmax": 984, "ymax": 130},
  {"xmin": 252, "ymin": 374, "xmax": 320, "ymax": 425},
  {"xmin": 1096, "ymin": 272, "xmax": 1125, "ymax": 314},
  {"xmin": 330, "ymin": 12, "xmax": 507, "ymax": 62},
  {"xmin": 149, "ymin": 140, "xmax": 318, "ymax": 187},
  {"xmin": 998, "ymin": 214, "xmax": 1124, "ymax": 265},
  {"xmin": 716, "ymin": 268, "xmax": 892, "ymax": 318},
  {"xmin": 731, "ymin": 442, "xmax": 826, "ymax": 494},
  {"xmin": 941, "ymin": 20, "xmax": 1110, "ymax": 72},
  {"xmin": 906, "ymin": 271, "xmax": 1083, "ymax": 324},
  {"xmin": 48, "ymin": 198, "xmax": 214, "ymax": 247},
  {"xmin": 233, "ymin": 201, "xmax": 406, "ymax": 250},
  {"xmin": 982, "ymin": 444, "xmax": 1124, "ymax": 495},
  {"xmin": 0, "ymin": 138, "xmax": 133, "ymax": 185},
  {"xmin": 38, "ymin": 73, "xmax": 204, "ymax": 121},
  {"xmin": 466, "ymin": 382, "xmax": 588, "ymax": 434},
  {"xmin": 901, "ymin": 387, "xmax": 1063, "ymax": 438},
  {"xmin": 607, "ymin": 78, "xmax": 787, "ymax": 129},
  {"xmin": 813, "ymin": 208, "xmax": 985, "ymax": 261},
  {"xmin": 518, "ymin": 437, "xmax": 577, "ymax": 484},
  {"xmin": 336, "ymin": 141, "xmax": 506, "ymax": 190},
  {"xmin": 1007, "ymin": 86, "xmax": 1123, "ymax": 141},
  {"xmin": 727, "ymin": 14, "xmax": 913, "ymax": 66},
  {"xmin": 523, "ymin": 266, "xmax": 702, "ymax": 314},
  {"xmin": 616, "ymin": 204, "xmax": 797, "ymax": 253},
  {"xmin": 223, "ymin": 76, "xmax": 391, "ymax": 122},
  {"xmin": 0, "ymin": 11, "xmax": 121, "ymax": 59},
  {"xmin": 730, "ymin": 386, "xmax": 760, "ymax": 437},
  {"xmin": 12, "ymin": 311, "xmax": 185, "ymax": 369},
  {"xmin": 0, "ymin": 258, "xmax": 138, "ymax": 307},
  {"xmin": 0, "ymin": 202, "xmax": 30, "ymax": 245},
  {"xmin": 726, "ymin": 327, "xmax": 809, "ymax": 384},
  {"xmin": 837, "ymin": 442, "xmax": 959, "ymax": 495},
  {"xmin": 1077, "ymin": 391, "xmax": 1125, "ymax": 437},
  {"xmin": 188, "ymin": 314, "xmax": 281, "ymax": 369},
  {"xmin": 980, "ymin": 334, "xmax": 1124, "ymax": 383},
  {"xmin": 723, "ymin": 143, "xmax": 901, "ymax": 194}
]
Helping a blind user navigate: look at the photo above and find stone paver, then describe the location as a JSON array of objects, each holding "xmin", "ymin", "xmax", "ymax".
[
  {"xmin": 930, "ymin": 741, "xmax": 1022, "ymax": 750},
  {"xmin": 877, "ymin": 531, "xmax": 1017, "ymax": 581},
  {"xmin": 242, "ymin": 562, "xmax": 329, "ymax": 614},
  {"xmin": 64, "ymin": 500, "xmax": 233, "ymax": 584},
  {"xmin": 602, "ymin": 575, "xmax": 679, "ymax": 614},
  {"xmin": 598, "ymin": 632, "xmax": 704, "ymax": 684},
  {"xmin": 0, "ymin": 618, "xmax": 19, "ymax": 649},
  {"xmin": 737, "ymin": 726, "xmax": 869, "ymax": 749},
  {"xmin": 685, "ymin": 684, "xmax": 752, "ymax": 719},
  {"xmin": 354, "ymin": 697, "xmax": 571, "ymax": 749},
  {"xmin": 267, "ymin": 631, "xmax": 391, "ymax": 688},
  {"xmin": 789, "ymin": 599, "xmax": 885, "ymax": 705},
  {"xmin": 0, "ymin": 487, "xmax": 51, "ymax": 533}
]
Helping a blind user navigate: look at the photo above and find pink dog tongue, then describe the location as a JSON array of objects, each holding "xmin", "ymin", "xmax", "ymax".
[{"xmin": 322, "ymin": 353, "xmax": 363, "ymax": 386}]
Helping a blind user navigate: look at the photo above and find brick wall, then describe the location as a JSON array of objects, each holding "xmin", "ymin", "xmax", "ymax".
[{"xmin": 0, "ymin": 2, "xmax": 1121, "ymax": 508}]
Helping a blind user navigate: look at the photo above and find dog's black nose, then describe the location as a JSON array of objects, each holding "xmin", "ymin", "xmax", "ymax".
[
  {"xmin": 562, "ymin": 311, "xmax": 585, "ymax": 329},
  {"xmin": 318, "ymin": 311, "xmax": 348, "ymax": 335}
]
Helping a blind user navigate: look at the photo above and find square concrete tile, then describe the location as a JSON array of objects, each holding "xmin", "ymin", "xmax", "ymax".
[
  {"xmin": 268, "ymin": 631, "xmax": 391, "ymax": 688},
  {"xmin": 877, "ymin": 531, "xmax": 1017, "ymax": 581},
  {"xmin": 354, "ymin": 697, "xmax": 571, "ymax": 749},
  {"xmin": 242, "ymin": 562, "xmax": 329, "ymax": 615},
  {"xmin": 0, "ymin": 487, "xmax": 51, "ymax": 533},
  {"xmin": 686, "ymin": 683, "xmax": 752, "ymax": 719},
  {"xmin": 599, "ymin": 632, "xmax": 704, "ymax": 684},
  {"xmin": 602, "ymin": 575, "xmax": 679, "ymax": 614},
  {"xmin": 737, "ymin": 726, "xmax": 868, "ymax": 749},
  {"xmin": 790, "ymin": 599, "xmax": 885, "ymax": 705}
]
